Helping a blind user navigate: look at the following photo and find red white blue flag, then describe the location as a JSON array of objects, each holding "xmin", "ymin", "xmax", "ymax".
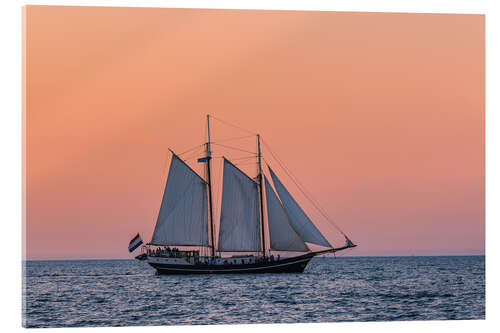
[{"xmin": 128, "ymin": 233, "xmax": 143, "ymax": 253}]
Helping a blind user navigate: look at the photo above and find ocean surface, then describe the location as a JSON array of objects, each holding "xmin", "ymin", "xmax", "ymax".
[{"xmin": 23, "ymin": 256, "xmax": 485, "ymax": 328}]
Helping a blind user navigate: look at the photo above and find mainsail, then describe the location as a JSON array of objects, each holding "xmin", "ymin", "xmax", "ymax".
[
  {"xmin": 268, "ymin": 166, "xmax": 332, "ymax": 248},
  {"xmin": 264, "ymin": 176, "xmax": 309, "ymax": 252},
  {"xmin": 218, "ymin": 158, "xmax": 261, "ymax": 252},
  {"xmin": 151, "ymin": 153, "xmax": 209, "ymax": 246}
]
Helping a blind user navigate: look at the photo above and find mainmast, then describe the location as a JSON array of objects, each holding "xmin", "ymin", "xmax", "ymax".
[
  {"xmin": 257, "ymin": 134, "xmax": 266, "ymax": 258},
  {"xmin": 206, "ymin": 115, "xmax": 216, "ymax": 258}
]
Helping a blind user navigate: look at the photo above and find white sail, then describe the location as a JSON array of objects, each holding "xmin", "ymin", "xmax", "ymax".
[
  {"xmin": 151, "ymin": 154, "xmax": 209, "ymax": 246},
  {"xmin": 268, "ymin": 166, "xmax": 332, "ymax": 248},
  {"xmin": 264, "ymin": 176, "xmax": 309, "ymax": 252},
  {"xmin": 218, "ymin": 158, "xmax": 261, "ymax": 252}
]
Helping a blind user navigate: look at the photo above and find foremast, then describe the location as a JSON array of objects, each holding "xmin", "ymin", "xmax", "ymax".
[{"xmin": 206, "ymin": 115, "xmax": 216, "ymax": 258}]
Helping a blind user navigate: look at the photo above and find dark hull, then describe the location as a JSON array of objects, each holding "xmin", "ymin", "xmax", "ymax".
[{"xmin": 148, "ymin": 253, "xmax": 315, "ymax": 275}]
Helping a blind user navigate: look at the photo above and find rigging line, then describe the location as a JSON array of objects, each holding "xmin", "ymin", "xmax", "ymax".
[
  {"xmin": 262, "ymin": 139, "xmax": 347, "ymax": 237},
  {"xmin": 229, "ymin": 156, "xmax": 256, "ymax": 161},
  {"xmin": 177, "ymin": 144, "xmax": 206, "ymax": 156},
  {"xmin": 184, "ymin": 154, "xmax": 205, "ymax": 162},
  {"xmin": 210, "ymin": 115, "xmax": 257, "ymax": 135},
  {"xmin": 212, "ymin": 134, "xmax": 255, "ymax": 144},
  {"xmin": 182, "ymin": 147, "xmax": 206, "ymax": 161},
  {"xmin": 334, "ymin": 247, "xmax": 354, "ymax": 257},
  {"xmin": 234, "ymin": 161, "xmax": 258, "ymax": 167},
  {"xmin": 211, "ymin": 142, "xmax": 257, "ymax": 155}
]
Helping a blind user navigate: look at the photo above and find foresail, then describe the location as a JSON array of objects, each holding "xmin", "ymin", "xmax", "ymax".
[
  {"xmin": 268, "ymin": 166, "xmax": 332, "ymax": 248},
  {"xmin": 218, "ymin": 158, "xmax": 261, "ymax": 252},
  {"xmin": 264, "ymin": 176, "xmax": 309, "ymax": 252},
  {"xmin": 151, "ymin": 154, "xmax": 209, "ymax": 246}
]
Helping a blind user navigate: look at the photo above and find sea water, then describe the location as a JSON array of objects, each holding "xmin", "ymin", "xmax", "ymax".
[{"xmin": 23, "ymin": 256, "xmax": 485, "ymax": 328}]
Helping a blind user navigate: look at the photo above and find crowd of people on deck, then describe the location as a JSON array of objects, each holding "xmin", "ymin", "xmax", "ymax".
[
  {"xmin": 147, "ymin": 246, "xmax": 197, "ymax": 259},
  {"xmin": 147, "ymin": 246, "xmax": 282, "ymax": 265}
]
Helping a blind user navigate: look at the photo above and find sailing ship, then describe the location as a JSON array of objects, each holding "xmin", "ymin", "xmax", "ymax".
[{"xmin": 140, "ymin": 115, "xmax": 356, "ymax": 274}]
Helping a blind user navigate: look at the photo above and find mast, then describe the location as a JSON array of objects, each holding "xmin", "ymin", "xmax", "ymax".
[
  {"xmin": 257, "ymin": 134, "xmax": 266, "ymax": 258},
  {"xmin": 206, "ymin": 115, "xmax": 216, "ymax": 258}
]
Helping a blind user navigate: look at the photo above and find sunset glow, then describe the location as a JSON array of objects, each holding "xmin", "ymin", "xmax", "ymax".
[{"xmin": 24, "ymin": 6, "xmax": 484, "ymax": 259}]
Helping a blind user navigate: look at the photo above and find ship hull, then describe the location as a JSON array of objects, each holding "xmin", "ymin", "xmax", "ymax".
[{"xmin": 148, "ymin": 253, "xmax": 314, "ymax": 275}]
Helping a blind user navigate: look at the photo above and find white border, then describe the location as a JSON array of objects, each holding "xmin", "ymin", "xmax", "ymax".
[{"xmin": 2, "ymin": 1, "xmax": 497, "ymax": 333}]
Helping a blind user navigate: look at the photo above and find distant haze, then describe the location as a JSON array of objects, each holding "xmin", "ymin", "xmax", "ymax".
[{"xmin": 24, "ymin": 6, "xmax": 484, "ymax": 259}]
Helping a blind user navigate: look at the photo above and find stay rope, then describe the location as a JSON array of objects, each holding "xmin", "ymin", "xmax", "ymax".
[{"xmin": 210, "ymin": 115, "xmax": 257, "ymax": 135}]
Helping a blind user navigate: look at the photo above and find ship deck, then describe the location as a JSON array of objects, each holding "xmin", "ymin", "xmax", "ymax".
[{"xmin": 147, "ymin": 252, "xmax": 315, "ymax": 274}]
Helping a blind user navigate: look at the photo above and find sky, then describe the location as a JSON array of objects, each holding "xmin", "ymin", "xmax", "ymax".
[{"xmin": 23, "ymin": 6, "xmax": 484, "ymax": 259}]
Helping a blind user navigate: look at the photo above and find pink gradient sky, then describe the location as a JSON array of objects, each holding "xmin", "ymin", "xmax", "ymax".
[{"xmin": 24, "ymin": 6, "xmax": 484, "ymax": 259}]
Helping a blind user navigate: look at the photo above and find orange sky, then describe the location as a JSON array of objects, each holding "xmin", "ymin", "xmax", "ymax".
[{"xmin": 23, "ymin": 6, "xmax": 484, "ymax": 259}]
